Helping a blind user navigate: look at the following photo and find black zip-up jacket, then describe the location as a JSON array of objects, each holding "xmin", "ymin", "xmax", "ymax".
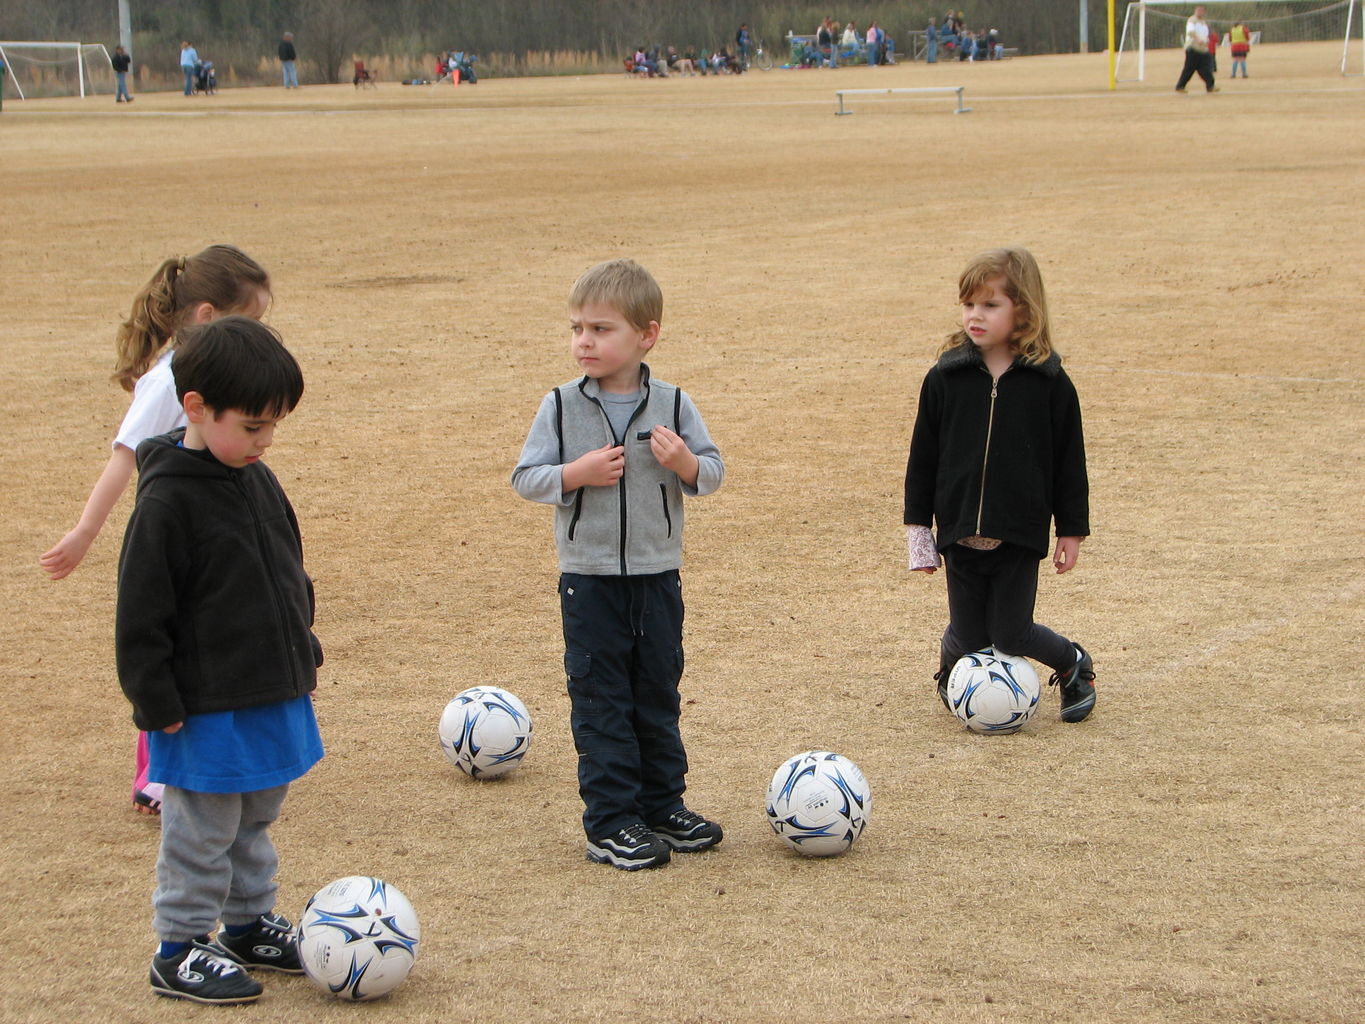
[
  {"xmin": 903, "ymin": 344, "xmax": 1089, "ymax": 558},
  {"xmin": 116, "ymin": 429, "xmax": 321, "ymax": 732}
]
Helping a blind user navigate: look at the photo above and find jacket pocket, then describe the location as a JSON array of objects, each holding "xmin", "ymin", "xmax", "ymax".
[
  {"xmin": 567, "ymin": 490, "xmax": 585, "ymax": 541},
  {"xmin": 659, "ymin": 483, "xmax": 672, "ymax": 538}
]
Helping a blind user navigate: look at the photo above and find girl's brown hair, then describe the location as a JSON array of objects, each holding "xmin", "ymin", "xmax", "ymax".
[
  {"xmin": 939, "ymin": 246, "xmax": 1055, "ymax": 365},
  {"xmin": 112, "ymin": 245, "xmax": 270, "ymax": 392}
]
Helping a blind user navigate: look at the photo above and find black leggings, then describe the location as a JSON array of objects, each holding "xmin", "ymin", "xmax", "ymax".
[{"xmin": 940, "ymin": 542, "xmax": 1075, "ymax": 673}]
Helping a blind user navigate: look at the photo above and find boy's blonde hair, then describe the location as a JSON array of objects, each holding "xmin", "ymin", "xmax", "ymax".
[
  {"xmin": 569, "ymin": 258, "xmax": 663, "ymax": 331},
  {"xmin": 941, "ymin": 246, "xmax": 1055, "ymax": 365}
]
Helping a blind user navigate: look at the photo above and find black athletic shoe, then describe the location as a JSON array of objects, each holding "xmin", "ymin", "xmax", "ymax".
[
  {"xmin": 150, "ymin": 945, "xmax": 263, "ymax": 1004},
  {"xmin": 649, "ymin": 808, "xmax": 723, "ymax": 852},
  {"xmin": 586, "ymin": 823, "xmax": 671, "ymax": 870},
  {"xmin": 934, "ymin": 667, "xmax": 951, "ymax": 710},
  {"xmin": 202, "ymin": 912, "xmax": 303, "ymax": 973},
  {"xmin": 1049, "ymin": 643, "xmax": 1096, "ymax": 723}
]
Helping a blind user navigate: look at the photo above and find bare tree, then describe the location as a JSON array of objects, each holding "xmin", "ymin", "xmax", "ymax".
[{"xmin": 301, "ymin": 0, "xmax": 373, "ymax": 83}]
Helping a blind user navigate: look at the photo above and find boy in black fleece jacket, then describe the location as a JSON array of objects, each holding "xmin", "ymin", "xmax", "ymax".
[
  {"xmin": 904, "ymin": 248, "xmax": 1096, "ymax": 723},
  {"xmin": 116, "ymin": 316, "xmax": 322, "ymax": 1005}
]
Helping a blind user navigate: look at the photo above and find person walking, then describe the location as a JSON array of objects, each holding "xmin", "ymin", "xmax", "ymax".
[
  {"xmin": 278, "ymin": 32, "xmax": 298, "ymax": 88},
  {"xmin": 1175, "ymin": 5, "xmax": 1218, "ymax": 93}
]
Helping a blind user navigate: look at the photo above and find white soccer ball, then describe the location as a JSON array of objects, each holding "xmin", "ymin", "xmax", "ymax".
[
  {"xmin": 945, "ymin": 649, "xmax": 1040, "ymax": 734},
  {"xmin": 298, "ymin": 876, "xmax": 421, "ymax": 1002},
  {"xmin": 438, "ymin": 686, "xmax": 534, "ymax": 779},
  {"xmin": 765, "ymin": 750, "xmax": 872, "ymax": 857}
]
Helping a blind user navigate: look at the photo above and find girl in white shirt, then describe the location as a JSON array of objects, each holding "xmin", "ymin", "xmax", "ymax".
[{"xmin": 41, "ymin": 244, "xmax": 272, "ymax": 812}]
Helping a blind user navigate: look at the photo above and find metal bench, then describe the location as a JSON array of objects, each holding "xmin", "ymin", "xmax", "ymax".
[{"xmin": 834, "ymin": 86, "xmax": 971, "ymax": 116}]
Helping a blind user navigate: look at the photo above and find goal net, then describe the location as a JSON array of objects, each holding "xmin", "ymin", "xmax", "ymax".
[
  {"xmin": 1115, "ymin": 0, "xmax": 1363, "ymax": 80},
  {"xmin": 0, "ymin": 42, "xmax": 116, "ymax": 99}
]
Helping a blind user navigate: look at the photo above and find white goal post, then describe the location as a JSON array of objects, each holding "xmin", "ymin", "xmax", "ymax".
[
  {"xmin": 0, "ymin": 41, "xmax": 115, "ymax": 100},
  {"xmin": 1115, "ymin": 0, "xmax": 1363, "ymax": 80}
]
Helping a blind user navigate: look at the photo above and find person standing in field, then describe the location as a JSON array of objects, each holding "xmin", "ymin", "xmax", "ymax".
[
  {"xmin": 1175, "ymin": 5, "xmax": 1218, "ymax": 92},
  {"xmin": 512, "ymin": 259, "xmax": 726, "ymax": 871},
  {"xmin": 904, "ymin": 247, "xmax": 1097, "ymax": 724},
  {"xmin": 278, "ymin": 32, "xmax": 298, "ymax": 88},
  {"xmin": 179, "ymin": 42, "xmax": 199, "ymax": 95},
  {"xmin": 113, "ymin": 45, "xmax": 134, "ymax": 102},
  {"xmin": 1229, "ymin": 21, "xmax": 1252, "ymax": 77},
  {"xmin": 41, "ymin": 245, "xmax": 273, "ymax": 816},
  {"xmin": 736, "ymin": 23, "xmax": 752, "ymax": 65},
  {"xmin": 118, "ymin": 318, "xmax": 322, "ymax": 1005}
]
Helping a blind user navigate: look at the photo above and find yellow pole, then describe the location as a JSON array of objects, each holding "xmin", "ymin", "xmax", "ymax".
[{"xmin": 1108, "ymin": 0, "xmax": 1117, "ymax": 88}]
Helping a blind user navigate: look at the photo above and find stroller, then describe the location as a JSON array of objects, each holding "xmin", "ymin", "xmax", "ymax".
[
  {"xmin": 194, "ymin": 59, "xmax": 217, "ymax": 94},
  {"xmin": 449, "ymin": 51, "xmax": 478, "ymax": 83}
]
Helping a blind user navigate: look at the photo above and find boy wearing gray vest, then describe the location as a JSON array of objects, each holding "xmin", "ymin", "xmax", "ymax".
[{"xmin": 512, "ymin": 259, "xmax": 725, "ymax": 870}]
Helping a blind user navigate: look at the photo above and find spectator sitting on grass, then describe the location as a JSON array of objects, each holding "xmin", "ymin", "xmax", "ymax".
[
  {"xmin": 665, "ymin": 46, "xmax": 695, "ymax": 76},
  {"xmin": 632, "ymin": 47, "xmax": 659, "ymax": 76}
]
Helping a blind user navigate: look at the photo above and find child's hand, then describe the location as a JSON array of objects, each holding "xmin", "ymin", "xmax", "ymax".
[
  {"xmin": 649, "ymin": 425, "xmax": 699, "ymax": 487},
  {"xmin": 1053, "ymin": 536, "xmax": 1082, "ymax": 574},
  {"xmin": 563, "ymin": 445, "xmax": 625, "ymax": 490},
  {"xmin": 40, "ymin": 529, "xmax": 95, "ymax": 580},
  {"xmin": 163, "ymin": 722, "xmax": 183, "ymax": 734}
]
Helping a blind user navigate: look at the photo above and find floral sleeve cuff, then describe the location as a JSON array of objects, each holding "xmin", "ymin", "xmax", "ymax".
[{"xmin": 907, "ymin": 525, "xmax": 941, "ymax": 570}]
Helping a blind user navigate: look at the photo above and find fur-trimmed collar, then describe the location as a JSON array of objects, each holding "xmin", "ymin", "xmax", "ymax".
[{"xmin": 936, "ymin": 343, "xmax": 1062, "ymax": 378}]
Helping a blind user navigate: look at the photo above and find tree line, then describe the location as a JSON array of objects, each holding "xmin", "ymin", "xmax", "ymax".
[{"xmin": 4, "ymin": 0, "xmax": 1133, "ymax": 84}]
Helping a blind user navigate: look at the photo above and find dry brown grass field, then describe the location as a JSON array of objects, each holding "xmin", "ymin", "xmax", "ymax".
[{"xmin": 2, "ymin": 43, "xmax": 1362, "ymax": 1024}]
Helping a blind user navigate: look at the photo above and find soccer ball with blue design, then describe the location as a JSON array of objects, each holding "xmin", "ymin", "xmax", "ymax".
[
  {"xmin": 438, "ymin": 686, "xmax": 534, "ymax": 779},
  {"xmin": 765, "ymin": 750, "xmax": 872, "ymax": 857},
  {"xmin": 298, "ymin": 876, "xmax": 420, "ymax": 1001},
  {"xmin": 945, "ymin": 649, "xmax": 1040, "ymax": 734}
]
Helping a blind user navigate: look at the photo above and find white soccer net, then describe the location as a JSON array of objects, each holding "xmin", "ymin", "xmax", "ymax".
[
  {"xmin": 1116, "ymin": 0, "xmax": 1363, "ymax": 80},
  {"xmin": 0, "ymin": 42, "xmax": 116, "ymax": 99}
]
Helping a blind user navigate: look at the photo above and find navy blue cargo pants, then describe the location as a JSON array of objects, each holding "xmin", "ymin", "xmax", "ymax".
[{"xmin": 560, "ymin": 570, "xmax": 689, "ymax": 839}]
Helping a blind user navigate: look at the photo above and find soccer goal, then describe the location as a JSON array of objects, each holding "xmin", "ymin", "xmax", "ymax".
[
  {"xmin": 0, "ymin": 41, "xmax": 116, "ymax": 99},
  {"xmin": 1115, "ymin": 0, "xmax": 1363, "ymax": 80}
]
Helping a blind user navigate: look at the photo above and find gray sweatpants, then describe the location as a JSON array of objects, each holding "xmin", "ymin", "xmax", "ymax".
[{"xmin": 153, "ymin": 784, "xmax": 288, "ymax": 941}]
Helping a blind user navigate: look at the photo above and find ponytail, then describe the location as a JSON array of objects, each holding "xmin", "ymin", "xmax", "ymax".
[
  {"xmin": 111, "ymin": 245, "xmax": 271, "ymax": 392},
  {"xmin": 112, "ymin": 257, "xmax": 183, "ymax": 392}
]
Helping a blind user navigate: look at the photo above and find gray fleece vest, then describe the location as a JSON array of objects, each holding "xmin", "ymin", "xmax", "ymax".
[{"xmin": 553, "ymin": 373, "xmax": 684, "ymax": 575}]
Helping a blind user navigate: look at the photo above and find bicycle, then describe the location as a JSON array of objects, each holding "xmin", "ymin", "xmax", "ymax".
[{"xmin": 744, "ymin": 40, "xmax": 774, "ymax": 71}]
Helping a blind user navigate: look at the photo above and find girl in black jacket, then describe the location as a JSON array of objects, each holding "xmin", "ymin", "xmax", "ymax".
[{"xmin": 904, "ymin": 247, "xmax": 1096, "ymax": 723}]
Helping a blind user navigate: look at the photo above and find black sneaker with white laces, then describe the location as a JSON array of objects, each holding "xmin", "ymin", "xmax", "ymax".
[
  {"xmin": 586, "ymin": 822, "xmax": 671, "ymax": 870},
  {"xmin": 1049, "ymin": 643, "xmax": 1096, "ymax": 723},
  {"xmin": 202, "ymin": 912, "xmax": 303, "ymax": 973},
  {"xmin": 150, "ymin": 944, "xmax": 263, "ymax": 1004},
  {"xmin": 649, "ymin": 808, "xmax": 724, "ymax": 852}
]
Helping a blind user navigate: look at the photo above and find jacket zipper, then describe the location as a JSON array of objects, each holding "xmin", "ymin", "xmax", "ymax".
[
  {"xmin": 975, "ymin": 374, "xmax": 1000, "ymax": 535},
  {"xmin": 584, "ymin": 391, "xmax": 649, "ymax": 575}
]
